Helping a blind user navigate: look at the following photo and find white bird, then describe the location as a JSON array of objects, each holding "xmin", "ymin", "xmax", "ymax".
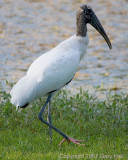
[{"xmin": 10, "ymin": 5, "xmax": 112, "ymax": 145}]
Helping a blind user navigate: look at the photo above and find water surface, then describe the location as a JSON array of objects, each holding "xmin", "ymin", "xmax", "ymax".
[{"xmin": 0, "ymin": 0, "xmax": 128, "ymax": 99}]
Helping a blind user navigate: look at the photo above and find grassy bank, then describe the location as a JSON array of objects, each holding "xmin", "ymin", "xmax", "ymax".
[{"xmin": 0, "ymin": 89, "xmax": 128, "ymax": 160}]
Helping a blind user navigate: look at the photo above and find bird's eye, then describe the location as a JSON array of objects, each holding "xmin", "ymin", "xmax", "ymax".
[{"xmin": 88, "ymin": 8, "xmax": 92, "ymax": 13}]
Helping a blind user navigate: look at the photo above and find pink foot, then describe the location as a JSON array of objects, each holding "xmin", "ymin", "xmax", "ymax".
[{"xmin": 59, "ymin": 137, "xmax": 86, "ymax": 146}]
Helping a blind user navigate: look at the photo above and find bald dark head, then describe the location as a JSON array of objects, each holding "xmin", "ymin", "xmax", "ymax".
[
  {"xmin": 80, "ymin": 5, "xmax": 92, "ymax": 12},
  {"xmin": 76, "ymin": 5, "xmax": 112, "ymax": 49}
]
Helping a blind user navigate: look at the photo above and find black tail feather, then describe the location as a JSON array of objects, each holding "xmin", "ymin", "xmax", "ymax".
[{"xmin": 19, "ymin": 103, "xmax": 29, "ymax": 108}]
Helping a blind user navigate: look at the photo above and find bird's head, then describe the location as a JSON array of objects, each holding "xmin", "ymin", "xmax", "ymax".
[{"xmin": 77, "ymin": 5, "xmax": 112, "ymax": 49}]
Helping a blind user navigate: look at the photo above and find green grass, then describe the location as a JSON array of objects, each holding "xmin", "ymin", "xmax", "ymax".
[{"xmin": 0, "ymin": 89, "xmax": 128, "ymax": 160}]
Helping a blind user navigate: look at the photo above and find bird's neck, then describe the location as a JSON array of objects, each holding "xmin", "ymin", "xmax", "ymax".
[
  {"xmin": 76, "ymin": 25, "xmax": 87, "ymax": 37},
  {"xmin": 76, "ymin": 12, "xmax": 87, "ymax": 37}
]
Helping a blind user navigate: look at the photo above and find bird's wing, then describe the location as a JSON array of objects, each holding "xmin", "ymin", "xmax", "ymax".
[
  {"xmin": 11, "ymin": 36, "xmax": 82, "ymax": 106},
  {"xmin": 27, "ymin": 46, "xmax": 80, "ymax": 94}
]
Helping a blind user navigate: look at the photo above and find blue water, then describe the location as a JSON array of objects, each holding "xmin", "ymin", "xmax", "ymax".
[{"xmin": 0, "ymin": 0, "xmax": 128, "ymax": 99}]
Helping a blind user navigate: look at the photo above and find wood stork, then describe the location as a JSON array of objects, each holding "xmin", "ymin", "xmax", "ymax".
[{"xmin": 10, "ymin": 5, "xmax": 112, "ymax": 145}]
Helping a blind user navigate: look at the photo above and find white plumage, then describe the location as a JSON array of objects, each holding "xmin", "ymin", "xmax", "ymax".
[{"xmin": 10, "ymin": 35, "xmax": 89, "ymax": 108}]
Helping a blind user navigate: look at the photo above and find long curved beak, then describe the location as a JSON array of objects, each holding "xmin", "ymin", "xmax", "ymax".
[{"xmin": 90, "ymin": 13, "xmax": 112, "ymax": 49}]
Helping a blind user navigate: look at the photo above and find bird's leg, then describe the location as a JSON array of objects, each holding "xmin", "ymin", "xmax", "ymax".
[
  {"xmin": 47, "ymin": 100, "xmax": 52, "ymax": 144},
  {"xmin": 38, "ymin": 94, "xmax": 69, "ymax": 140},
  {"xmin": 38, "ymin": 94, "xmax": 85, "ymax": 146}
]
